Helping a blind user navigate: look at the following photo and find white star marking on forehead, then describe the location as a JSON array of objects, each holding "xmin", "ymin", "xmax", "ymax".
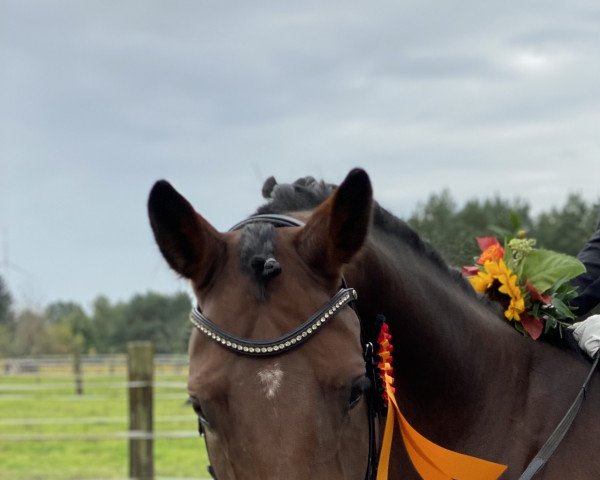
[{"xmin": 257, "ymin": 362, "xmax": 284, "ymax": 400}]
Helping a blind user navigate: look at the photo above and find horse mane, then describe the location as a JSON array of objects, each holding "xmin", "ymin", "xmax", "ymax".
[
  {"xmin": 256, "ymin": 176, "xmax": 337, "ymax": 214},
  {"xmin": 255, "ymin": 175, "xmax": 477, "ymax": 297}
]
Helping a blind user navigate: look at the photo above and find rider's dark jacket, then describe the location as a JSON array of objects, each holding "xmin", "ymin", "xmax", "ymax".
[{"xmin": 571, "ymin": 217, "xmax": 600, "ymax": 317}]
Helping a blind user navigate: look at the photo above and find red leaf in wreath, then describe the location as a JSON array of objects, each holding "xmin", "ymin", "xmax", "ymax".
[
  {"xmin": 476, "ymin": 236, "xmax": 501, "ymax": 252},
  {"xmin": 462, "ymin": 265, "xmax": 480, "ymax": 276},
  {"xmin": 521, "ymin": 313, "xmax": 544, "ymax": 340},
  {"xmin": 526, "ymin": 281, "xmax": 552, "ymax": 305}
]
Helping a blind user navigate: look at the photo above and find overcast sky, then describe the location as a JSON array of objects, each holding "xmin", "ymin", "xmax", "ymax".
[{"xmin": 2, "ymin": 1, "xmax": 600, "ymax": 310}]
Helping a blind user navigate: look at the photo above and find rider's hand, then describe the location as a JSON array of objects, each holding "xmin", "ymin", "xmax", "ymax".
[{"xmin": 569, "ymin": 314, "xmax": 600, "ymax": 359}]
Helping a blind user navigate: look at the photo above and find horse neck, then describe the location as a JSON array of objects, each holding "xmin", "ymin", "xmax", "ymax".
[
  {"xmin": 342, "ymin": 227, "xmax": 599, "ymax": 475},
  {"xmin": 346, "ymin": 231, "xmax": 530, "ymax": 436}
]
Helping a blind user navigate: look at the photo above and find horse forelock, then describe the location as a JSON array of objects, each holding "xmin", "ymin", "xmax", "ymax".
[
  {"xmin": 255, "ymin": 174, "xmax": 477, "ymax": 297},
  {"xmin": 255, "ymin": 176, "xmax": 336, "ymax": 214},
  {"xmin": 238, "ymin": 223, "xmax": 281, "ymax": 298}
]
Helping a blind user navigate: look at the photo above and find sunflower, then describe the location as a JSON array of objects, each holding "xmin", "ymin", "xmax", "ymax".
[{"xmin": 469, "ymin": 259, "xmax": 526, "ymax": 321}]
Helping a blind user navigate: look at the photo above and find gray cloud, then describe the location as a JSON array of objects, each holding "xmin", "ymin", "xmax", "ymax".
[{"xmin": 2, "ymin": 0, "xmax": 600, "ymax": 308}]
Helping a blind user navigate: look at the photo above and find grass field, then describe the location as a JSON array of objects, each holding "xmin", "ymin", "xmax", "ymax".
[{"xmin": 0, "ymin": 359, "xmax": 209, "ymax": 479}]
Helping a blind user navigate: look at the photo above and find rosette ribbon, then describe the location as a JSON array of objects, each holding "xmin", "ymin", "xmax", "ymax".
[{"xmin": 376, "ymin": 323, "xmax": 508, "ymax": 480}]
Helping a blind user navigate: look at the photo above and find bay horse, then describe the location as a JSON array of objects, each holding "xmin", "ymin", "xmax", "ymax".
[{"xmin": 148, "ymin": 169, "xmax": 600, "ymax": 479}]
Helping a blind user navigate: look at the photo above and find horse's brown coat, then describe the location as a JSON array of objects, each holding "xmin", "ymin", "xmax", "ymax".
[{"xmin": 148, "ymin": 169, "xmax": 600, "ymax": 479}]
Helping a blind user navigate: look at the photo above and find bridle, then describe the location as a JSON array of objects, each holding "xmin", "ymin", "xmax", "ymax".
[
  {"xmin": 189, "ymin": 214, "xmax": 381, "ymax": 480},
  {"xmin": 189, "ymin": 213, "xmax": 600, "ymax": 480},
  {"xmin": 191, "ymin": 288, "xmax": 358, "ymax": 356}
]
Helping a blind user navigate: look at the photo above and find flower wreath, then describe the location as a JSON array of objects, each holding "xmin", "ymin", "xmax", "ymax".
[{"xmin": 462, "ymin": 235, "xmax": 585, "ymax": 339}]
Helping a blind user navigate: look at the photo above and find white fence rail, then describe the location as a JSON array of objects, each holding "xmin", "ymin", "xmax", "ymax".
[
  {"xmin": 0, "ymin": 347, "xmax": 197, "ymax": 479},
  {"xmin": 1, "ymin": 353, "xmax": 188, "ymax": 376}
]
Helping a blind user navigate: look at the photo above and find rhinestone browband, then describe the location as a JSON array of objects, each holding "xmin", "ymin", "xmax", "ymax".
[{"xmin": 190, "ymin": 288, "xmax": 357, "ymax": 356}]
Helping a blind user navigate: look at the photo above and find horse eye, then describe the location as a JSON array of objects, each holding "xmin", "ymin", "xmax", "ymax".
[
  {"xmin": 189, "ymin": 396, "xmax": 211, "ymax": 427},
  {"xmin": 348, "ymin": 377, "xmax": 371, "ymax": 410}
]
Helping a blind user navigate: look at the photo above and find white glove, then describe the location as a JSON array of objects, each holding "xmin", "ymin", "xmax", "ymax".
[{"xmin": 569, "ymin": 314, "xmax": 600, "ymax": 359}]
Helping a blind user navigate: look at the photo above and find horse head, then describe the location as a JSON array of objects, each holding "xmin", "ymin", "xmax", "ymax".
[{"xmin": 148, "ymin": 169, "xmax": 375, "ymax": 480}]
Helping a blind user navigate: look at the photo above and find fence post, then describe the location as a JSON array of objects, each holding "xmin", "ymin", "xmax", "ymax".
[
  {"xmin": 127, "ymin": 341, "xmax": 154, "ymax": 480},
  {"xmin": 73, "ymin": 350, "xmax": 83, "ymax": 395}
]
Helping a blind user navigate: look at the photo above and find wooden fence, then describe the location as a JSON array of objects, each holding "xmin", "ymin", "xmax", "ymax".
[
  {"xmin": 128, "ymin": 341, "xmax": 154, "ymax": 479},
  {"xmin": 0, "ymin": 347, "xmax": 196, "ymax": 480}
]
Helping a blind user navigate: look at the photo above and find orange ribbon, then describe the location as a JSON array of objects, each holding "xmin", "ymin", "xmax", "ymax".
[{"xmin": 376, "ymin": 324, "xmax": 507, "ymax": 480}]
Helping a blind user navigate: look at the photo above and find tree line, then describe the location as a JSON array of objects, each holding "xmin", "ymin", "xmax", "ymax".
[
  {"xmin": 1, "ymin": 191, "xmax": 598, "ymax": 357},
  {"xmin": 407, "ymin": 191, "xmax": 599, "ymax": 267},
  {"xmin": 0, "ymin": 287, "xmax": 192, "ymax": 357}
]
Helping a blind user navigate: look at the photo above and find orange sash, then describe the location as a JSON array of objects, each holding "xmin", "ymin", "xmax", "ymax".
[{"xmin": 376, "ymin": 326, "xmax": 507, "ymax": 480}]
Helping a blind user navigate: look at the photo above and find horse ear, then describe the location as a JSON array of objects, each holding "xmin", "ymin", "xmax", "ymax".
[
  {"xmin": 148, "ymin": 181, "xmax": 226, "ymax": 284},
  {"xmin": 297, "ymin": 168, "xmax": 372, "ymax": 279}
]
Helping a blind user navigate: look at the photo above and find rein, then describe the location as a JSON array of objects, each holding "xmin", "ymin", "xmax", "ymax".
[
  {"xmin": 190, "ymin": 214, "xmax": 381, "ymax": 480},
  {"xmin": 518, "ymin": 353, "xmax": 600, "ymax": 479}
]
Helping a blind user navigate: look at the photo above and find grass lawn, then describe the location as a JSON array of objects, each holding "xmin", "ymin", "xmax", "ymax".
[{"xmin": 0, "ymin": 367, "xmax": 209, "ymax": 479}]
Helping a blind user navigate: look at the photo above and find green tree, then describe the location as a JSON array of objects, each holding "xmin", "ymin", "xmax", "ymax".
[
  {"xmin": 408, "ymin": 191, "xmax": 531, "ymax": 266},
  {"xmin": 0, "ymin": 275, "xmax": 13, "ymax": 326},
  {"xmin": 90, "ymin": 295, "xmax": 126, "ymax": 353},
  {"xmin": 45, "ymin": 301, "xmax": 94, "ymax": 353},
  {"xmin": 12, "ymin": 310, "xmax": 47, "ymax": 355},
  {"xmin": 408, "ymin": 189, "xmax": 463, "ymax": 263},
  {"xmin": 46, "ymin": 301, "xmax": 83, "ymax": 323},
  {"xmin": 90, "ymin": 292, "xmax": 192, "ymax": 354},
  {"xmin": 113, "ymin": 292, "xmax": 192, "ymax": 353},
  {"xmin": 0, "ymin": 275, "xmax": 15, "ymax": 356},
  {"xmin": 532, "ymin": 194, "xmax": 600, "ymax": 256},
  {"xmin": 45, "ymin": 322, "xmax": 78, "ymax": 355}
]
